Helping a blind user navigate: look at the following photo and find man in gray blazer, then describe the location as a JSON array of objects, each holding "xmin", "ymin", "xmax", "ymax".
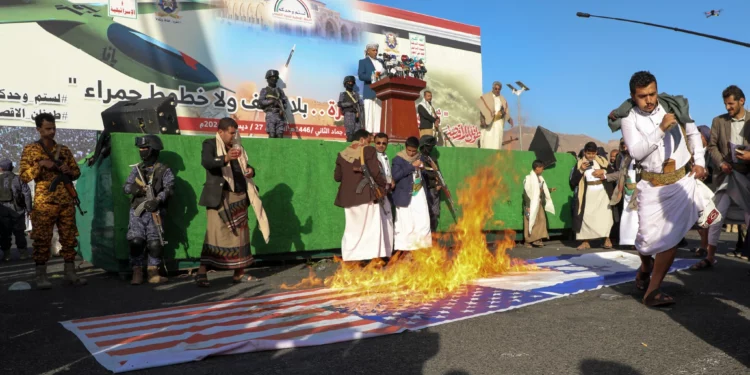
[{"xmin": 692, "ymin": 85, "xmax": 750, "ymax": 270}]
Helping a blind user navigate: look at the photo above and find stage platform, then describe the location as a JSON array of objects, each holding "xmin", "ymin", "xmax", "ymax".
[{"xmin": 75, "ymin": 133, "xmax": 576, "ymax": 272}]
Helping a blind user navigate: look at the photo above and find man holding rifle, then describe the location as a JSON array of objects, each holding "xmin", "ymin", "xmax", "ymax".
[
  {"xmin": 334, "ymin": 129, "xmax": 391, "ymax": 262},
  {"xmin": 259, "ymin": 69, "xmax": 289, "ymax": 138},
  {"xmin": 419, "ymin": 135, "xmax": 451, "ymax": 232},
  {"xmin": 123, "ymin": 135, "xmax": 174, "ymax": 285},
  {"xmin": 20, "ymin": 113, "xmax": 86, "ymax": 289},
  {"xmin": 392, "ymin": 137, "xmax": 433, "ymax": 254}
]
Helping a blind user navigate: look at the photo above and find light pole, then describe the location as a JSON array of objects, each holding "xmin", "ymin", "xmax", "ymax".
[
  {"xmin": 507, "ymin": 81, "xmax": 530, "ymax": 150},
  {"xmin": 576, "ymin": 12, "xmax": 750, "ymax": 49}
]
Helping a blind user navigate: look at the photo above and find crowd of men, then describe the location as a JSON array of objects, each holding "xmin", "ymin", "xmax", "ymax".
[
  {"xmin": 523, "ymin": 72, "xmax": 749, "ymax": 307},
  {"xmin": 334, "ymin": 129, "xmax": 442, "ymax": 262},
  {"xmin": 0, "ymin": 127, "xmax": 96, "ymax": 171},
  {"xmin": 1, "ymin": 66, "xmax": 747, "ymax": 311}
]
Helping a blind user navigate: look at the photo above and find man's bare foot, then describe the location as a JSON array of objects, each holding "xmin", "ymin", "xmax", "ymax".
[
  {"xmin": 576, "ymin": 241, "xmax": 590, "ymax": 250},
  {"xmin": 603, "ymin": 238, "xmax": 613, "ymax": 249}
]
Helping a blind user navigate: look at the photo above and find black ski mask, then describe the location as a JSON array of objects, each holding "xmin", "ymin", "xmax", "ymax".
[
  {"xmin": 343, "ymin": 76, "xmax": 355, "ymax": 91},
  {"xmin": 267, "ymin": 76, "xmax": 278, "ymax": 88},
  {"xmin": 135, "ymin": 135, "xmax": 163, "ymax": 167},
  {"xmin": 139, "ymin": 148, "xmax": 159, "ymax": 166}
]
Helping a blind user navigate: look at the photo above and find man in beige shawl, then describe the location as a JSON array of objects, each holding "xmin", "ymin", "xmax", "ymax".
[
  {"xmin": 569, "ymin": 142, "xmax": 614, "ymax": 250},
  {"xmin": 195, "ymin": 118, "xmax": 269, "ymax": 287},
  {"xmin": 476, "ymin": 81, "xmax": 514, "ymax": 150},
  {"xmin": 523, "ymin": 160, "xmax": 556, "ymax": 247}
]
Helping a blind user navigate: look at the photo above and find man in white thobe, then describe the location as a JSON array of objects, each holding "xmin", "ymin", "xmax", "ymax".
[
  {"xmin": 693, "ymin": 85, "xmax": 750, "ymax": 270},
  {"xmin": 357, "ymin": 43, "xmax": 386, "ymax": 134},
  {"xmin": 620, "ymin": 71, "xmax": 710, "ymax": 307},
  {"xmin": 476, "ymin": 81, "xmax": 514, "ymax": 150}
]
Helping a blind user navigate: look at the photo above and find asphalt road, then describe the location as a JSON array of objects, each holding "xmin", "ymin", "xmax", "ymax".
[{"xmin": 1, "ymin": 231, "xmax": 749, "ymax": 375}]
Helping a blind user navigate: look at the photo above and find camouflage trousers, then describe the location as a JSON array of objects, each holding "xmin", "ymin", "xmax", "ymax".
[
  {"xmin": 127, "ymin": 208, "xmax": 165, "ymax": 267},
  {"xmin": 31, "ymin": 202, "xmax": 78, "ymax": 264},
  {"xmin": 266, "ymin": 112, "xmax": 286, "ymax": 137},
  {"xmin": 343, "ymin": 112, "xmax": 362, "ymax": 142}
]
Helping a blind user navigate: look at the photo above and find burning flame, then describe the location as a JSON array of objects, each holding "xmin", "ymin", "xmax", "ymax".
[{"xmin": 281, "ymin": 153, "xmax": 539, "ymax": 311}]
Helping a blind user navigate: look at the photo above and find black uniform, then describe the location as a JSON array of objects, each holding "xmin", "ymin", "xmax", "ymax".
[
  {"xmin": 123, "ymin": 135, "xmax": 174, "ymax": 267},
  {"xmin": 259, "ymin": 69, "xmax": 288, "ymax": 138},
  {"xmin": 0, "ymin": 159, "xmax": 32, "ymax": 260}
]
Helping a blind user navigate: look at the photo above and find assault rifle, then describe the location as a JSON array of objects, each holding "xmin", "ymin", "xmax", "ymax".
[
  {"xmin": 502, "ymin": 137, "xmax": 519, "ymax": 146},
  {"xmin": 39, "ymin": 141, "xmax": 86, "ymax": 216},
  {"xmin": 424, "ymin": 155, "xmax": 457, "ymax": 223},
  {"xmin": 434, "ymin": 124, "xmax": 455, "ymax": 147},
  {"xmin": 265, "ymin": 89, "xmax": 292, "ymax": 124},
  {"xmin": 345, "ymin": 90, "xmax": 361, "ymax": 121},
  {"xmin": 131, "ymin": 164, "xmax": 167, "ymax": 246},
  {"xmin": 355, "ymin": 147, "xmax": 385, "ymax": 205}
]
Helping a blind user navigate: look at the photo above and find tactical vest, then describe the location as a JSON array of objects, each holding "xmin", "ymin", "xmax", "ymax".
[
  {"xmin": 0, "ymin": 172, "xmax": 13, "ymax": 202},
  {"xmin": 130, "ymin": 163, "xmax": 169, "ymax": 209}
]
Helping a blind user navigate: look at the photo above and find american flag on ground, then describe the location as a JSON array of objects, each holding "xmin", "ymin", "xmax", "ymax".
[{"xmin": 61, "ymin": 251, "xmax": 695, "ymax": 373}]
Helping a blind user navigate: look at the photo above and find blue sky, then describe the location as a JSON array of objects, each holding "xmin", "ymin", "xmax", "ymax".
[{"xmin": 369, "ymin": 0, "xmax": 750, "ymax": 143}]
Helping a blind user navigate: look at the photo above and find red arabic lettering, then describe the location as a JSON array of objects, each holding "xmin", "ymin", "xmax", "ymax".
[
  {"xmin": 327, "ymin": 100, "xmax": 343, "ymax": 121},
  {"xmin": 444, "ymin": 124, "xmax": 480, "ymax": 144}
]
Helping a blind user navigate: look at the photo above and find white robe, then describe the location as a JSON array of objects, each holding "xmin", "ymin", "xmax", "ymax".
[
  {"xmin": 364, "ymin": 98, "xmax": 382, "ymax": 134},
  {"xmin": 576, "ymin": 162, "xmax": 613, "ymax": 240},
  {"xmin": 619, "ymin": 160, "xmax": 638, "ymax": 246},
  {"xmin": 620, "ymin": 104, "xmax": 711, "ymax": 255},
  {"xmin": 364, "ymin": 57, "xmax": 385, "ymax": 134},
  {"xmin": 342, "ymin": 202, "xmax": 391, "ymax": 261},
  {"xmin": 376, "ymin": 152, "xmax": 395, "ymax": 254},
  {"xmin": 479, "ymin": 95, "xmax": 505, "ymax": 150},
  {"xmin": 394, "ymin": 176, "xmax": 432, "ymax": 250},
  {"xmin": 523, "ymin": 171, "xmax": 554, "ymax": 235},
  {"xmin": 635, "ymin": 175, "xmax": 713, "ymax": 255}
]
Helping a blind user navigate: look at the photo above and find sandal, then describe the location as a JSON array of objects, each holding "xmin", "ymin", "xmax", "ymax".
[
  {"xmin": 635, "ymin": 269, "xmax": 651, "ymax": 291},
  {"xmin": 532, "ymin": 241, "xmax": 544, "ymax": 248},
  {"xmin": 603, "ymin": 239, "xmax": 613, "ymax": 249},
  {"xmin": 195, "ymin": 273, "xmax": 210, "ymax": 288},
  {"xmin": 694, "ymin": 248, "xmax": 708, "ymax": 258},
  {"xmin": 232, "ymin": 275, "xmax": 259, "ymax": 284},
  {"xmin": 576, "ymin": 242, "xmax": 590, "ymax": 251},
  {"xmin": 689, "ymin": 258, "xmax": 716, "ymax": 271},
  {"xmin": 642, "ymin": 289, "xmax": 675, "ymax": 307}
]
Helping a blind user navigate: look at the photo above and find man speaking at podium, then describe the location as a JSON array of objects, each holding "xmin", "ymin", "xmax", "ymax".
[{"xmin": 358, "ymin": 43, "xmax": 386, "ymax": 134}]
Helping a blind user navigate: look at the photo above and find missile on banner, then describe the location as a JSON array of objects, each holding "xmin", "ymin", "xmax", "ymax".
[{"xmin": 285, "ymin": 44, "xmax": 296, "ymax": 68}]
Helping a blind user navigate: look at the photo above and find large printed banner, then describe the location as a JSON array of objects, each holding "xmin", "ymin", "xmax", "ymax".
[{"xmin": 0, "ymin": 0, "xmax": 483, "ymax": 146}]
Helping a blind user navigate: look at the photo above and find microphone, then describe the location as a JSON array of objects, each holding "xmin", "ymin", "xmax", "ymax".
[{"xmin": 576, "ymin": 12, "xmax": 591, "ymax": 18}]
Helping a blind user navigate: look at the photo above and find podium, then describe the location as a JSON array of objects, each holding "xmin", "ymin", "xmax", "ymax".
[{"xmin": 370, "ymin": 76, "xmax": 426, "ymax": 143}]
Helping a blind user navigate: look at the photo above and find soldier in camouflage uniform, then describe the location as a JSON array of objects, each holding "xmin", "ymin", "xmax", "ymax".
[
  {"xmin": 419, "ymin": 135, "xmax": 442, "ymax": 232},
  {"xmin": 0, "ymin": 159, "xmax": 32, "ymax": 261},
  {"xmin": 19, "ymin": 113, "xmax": 86, "ymax": 289},
  {"xmin": 259, "ymin": 69, "xmax": 288, "ymax": 138},
  {"xmin": 337, "ymin": 75, "xmax": 364, "ymax": 142},
  {"xmin": 123, "ymin": 135, "xmax": 174, "ymax": 285}
]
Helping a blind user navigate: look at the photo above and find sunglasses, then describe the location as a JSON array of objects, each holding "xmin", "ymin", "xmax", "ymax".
[{"xmin": 376, "ymin": 141, "xmax": 388, "ymax": 145}]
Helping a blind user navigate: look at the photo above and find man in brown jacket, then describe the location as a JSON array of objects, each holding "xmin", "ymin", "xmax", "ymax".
[
  {"xmin": 692, "ymin": 85, "xmax": 750, "ymax": 271},
  {"xmin": 334, "ymin": 129, "xmax": 391, "ymax": 261}
]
